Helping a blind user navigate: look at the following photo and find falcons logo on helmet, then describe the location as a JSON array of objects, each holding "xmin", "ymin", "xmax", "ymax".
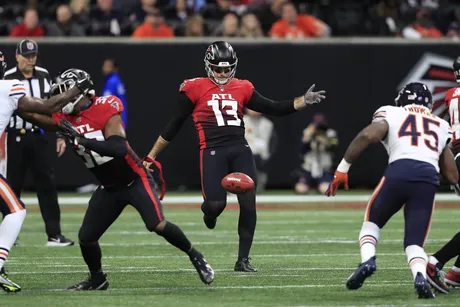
[{"xmin": 398, "ymin": 53, "xmax": 457, "ymax": 104}]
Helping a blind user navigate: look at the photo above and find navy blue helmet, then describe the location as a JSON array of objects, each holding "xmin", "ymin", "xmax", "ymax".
[{"xmin": 395, "ymin": 82, "xmax": 433, "ymax": 109}]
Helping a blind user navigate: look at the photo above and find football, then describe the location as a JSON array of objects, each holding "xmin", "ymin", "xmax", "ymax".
[{"xmin": 221, "ymin": 172, "xmax": 255, "ymax": 194}]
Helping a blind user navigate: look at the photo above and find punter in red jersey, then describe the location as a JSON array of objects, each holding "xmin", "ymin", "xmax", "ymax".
[
  {"xmin": 143, "ymin": 41, "xmax": 326, "ymax": 272},
  {"xmin": 21, "ymin": 68, "xmax": 214, "ymax": 290},
  {"xmin": 426, "ymin": 56, "xmax": 460, "ymax": 294}
]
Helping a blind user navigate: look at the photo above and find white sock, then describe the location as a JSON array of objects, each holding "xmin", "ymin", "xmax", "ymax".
[
  {"xmin": 0, "ymin": 210, "xmax": 26, "ymax": 269},
  {"xmin": 359, "ymin": 221, "xmax": 380, "ymax": 263},
  {"xmin": 452, "ymin": 266, "xmax": 460, "ymax": 273},
  {"xmin": 406, "ymin": 245, "xmax": 427, "ymax": 279},
  {"xmin": 428, "ymin": 256, "xmax": 439, "ymax": 266}
]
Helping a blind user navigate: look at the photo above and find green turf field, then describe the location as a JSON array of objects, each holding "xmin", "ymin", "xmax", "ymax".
[{"xmin": 2, "ymin": 197, "xmax": 460, "ymax": 306}]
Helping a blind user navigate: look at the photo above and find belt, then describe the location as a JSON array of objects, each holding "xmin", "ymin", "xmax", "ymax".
[{"xmin": 9, "ymin": 128, "xmax": 41, "ymax": 135}]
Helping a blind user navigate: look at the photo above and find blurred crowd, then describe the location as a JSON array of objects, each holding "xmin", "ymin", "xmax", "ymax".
[{"xmin": 2, "ymin": 0, "xmax": 460, "ymax": 39}]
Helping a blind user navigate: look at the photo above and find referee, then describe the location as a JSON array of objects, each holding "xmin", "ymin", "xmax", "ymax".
[{"xmin": 3, "ymin": 39, "xmax": 73, "ymax": 246}]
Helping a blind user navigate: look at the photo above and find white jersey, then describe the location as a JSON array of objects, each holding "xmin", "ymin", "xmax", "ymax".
[
  {"xmin": 372, "ymin": 104, "xmax": 452, "ymax": 172},
  {"xmin": 0, "ymin": 80, "xmax": 26, "ymax": 135}
]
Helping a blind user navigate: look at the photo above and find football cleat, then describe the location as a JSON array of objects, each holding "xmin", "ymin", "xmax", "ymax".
[
  {"xmin": 414, "ymin": 272, "xmax": 435, "ymax": 299},
  {"xmin": 203, "ymin": 215, "xmax": 217, "ymax": 230},
  {"xmin": 445, "ymin": 269, "xmax": 460, "ymax": 287},
  {"xmin": 346, "ymin": 256, "xmax": 376, "ymax": 290},
  {"xmin": 47, "ymin": 234, "xmax": 75, "ymax": 247},
  {"xmin": 0, "ymin": 270, "xmax": 21, "ymax": 293},
  {"xmin": 190, "ymin": 254, "xmax": 214, "ymax": 284},
  {"xmin": 234, "ymin": 258, "xmax": 257, "ymax": 272},
  {"xmin": 67, "ymin": 273, "xmax": 109, "ymax": 291},
  {"xmin": 426, "ymin": 262, "xmax": 449, "ymax": 293}
]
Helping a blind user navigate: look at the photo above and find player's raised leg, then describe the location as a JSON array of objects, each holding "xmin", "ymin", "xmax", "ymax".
[
  {"xmin": 230, "ymin": 144, "xmax": 258, "ymax": 272},
  {"xmin": 129, "ymin": 175, "xmax": 214, "ymax": 284},
  {"xmin": 347, "ymin": 176, "xmax": 405, "ymax": 290},
  {"xmin": 404, "ymin": 181, "xmax": 437, "ymax": 299},
  {"xmin": 68, "ymin": 187, "xmax": 124, "ymax": 291},
  {"xmin": 200, "ymin": 147, "xmax": 229, "ymax": 230},
  {"xmin": 0, "ymin": 175, "xmax": 26, "ymax": 293}
]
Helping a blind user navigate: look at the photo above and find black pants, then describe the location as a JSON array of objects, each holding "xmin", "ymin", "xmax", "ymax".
[
  {"xmin": 4, "ymin": 130, "xmax": 61, "ymax": 237},
  {"xmin": 78, "ymin": 176, "xmax": 165, "ymax": 243},
  {"xmin": 200, "ymin": 143, "xmax": 257, "ymax": 201}
]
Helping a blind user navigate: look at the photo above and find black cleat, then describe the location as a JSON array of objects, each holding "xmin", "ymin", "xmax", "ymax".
[
  {"xmin": 346, "ymin": 256, "xmax": 376, "ymax": 290},
  {"xmin": 190, "ymin": 253, "xmax": 214, "ymax": 284},
  {"xmin": 203, "ymin": 215, "xmax": 217, "ymax": 230},
  {"xmin": 426, "ymin": 262, "xmax": 449, "ymax": 294},
  {"xmin": 47, "ymin": 234, "xmax": 75, "ymax": 247},
  {"xmin": 68, "ymin": 273, "xmax": 109, "ymax": 291},
  {"xmin": 234, "ymin": 258, "xmax": 257, "ymax": 272},
  {"xmin": 415, "ymin": 272, "xmax": 435, "ymax": 299}
]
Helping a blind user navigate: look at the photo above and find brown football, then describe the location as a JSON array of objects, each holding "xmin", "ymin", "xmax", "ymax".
[{"xmin": 221, "ymin": 172, "xmax": 255, "ymax": 194}]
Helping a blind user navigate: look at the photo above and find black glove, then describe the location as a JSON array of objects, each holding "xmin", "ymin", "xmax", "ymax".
[
  {"xmin": 58, "ymin": 119, "xmax": 83, "ymax": 144},
  {"xmin": 75, "ymin": 75, "xmax": 94, "ymax": 94}
]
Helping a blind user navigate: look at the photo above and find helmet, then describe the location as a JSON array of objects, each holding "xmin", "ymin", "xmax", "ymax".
[
  {"xmin": 50, "ymin": 68, "xmax": 94, "ymax": 114},
  {"xmin": 0, "ymin": 51, "xmax": 6, "ymax": 80},
  {"xmin": 395, "ymin": 82, "xmax": 433, "ymax": 109},
  {"xmin": 204, "ymin": 41, "xmax": 238, "ymax": 86},
  {"xmin": 453, "ymin": 56, "xmax": 460, "ymax": 83}
]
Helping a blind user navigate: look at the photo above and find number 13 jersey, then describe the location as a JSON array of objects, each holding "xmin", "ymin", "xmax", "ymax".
[
  {"xmin": 372, "ymin": 104, "xmax": 452, "ymax": 173},
  {"xmin": 180, "ymin": 77, "xmax": 254, "ymax": 149}
]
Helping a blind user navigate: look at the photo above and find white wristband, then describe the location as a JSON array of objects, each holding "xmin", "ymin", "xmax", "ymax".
[{"xmin": 337, "ymin": 159, "xmax": 351, "ymax": 173}]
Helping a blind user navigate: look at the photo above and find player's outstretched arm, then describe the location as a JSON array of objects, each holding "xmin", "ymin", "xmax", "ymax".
[
  {"xmin": 17, "ymin": 111, "xmax": 59, "ymax": 131},
  {"xmin": 17, "ymin": 77, "xmax": 92, "ymax": 115},
  {"xmin": 246, "ymin": 84, "xmax": 326, "ymax": 116},
  {"xmin": 145, "ymin": 93, "xmax": 194, "ymax": 161},
  {"xmin": 58, "ymin": 115, "xmax": 128, "ymax": 157},
  {"xmin": 325, "ymin": 120, "xmax": 388, "ymax": 197},
  {"xmin": 439, "ymin": 146, "xmax": 459, "ymax": 184}
]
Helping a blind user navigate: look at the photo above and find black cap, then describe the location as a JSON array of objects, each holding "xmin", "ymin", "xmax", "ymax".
[{"xmin": 16, "ymin": 39, "xmax": 38, "ymax": 56}]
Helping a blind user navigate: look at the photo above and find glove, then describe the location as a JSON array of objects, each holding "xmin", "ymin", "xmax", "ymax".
[
  {"xmin": 75, "ymin": 75, "xmax": 94, "ymax": 94},
  {"xmin": 143, "ymin": 156, "xmax": 166, "ymax": 200},
  {"xmin": 325, "ymin": 170, "xmax": 349, "ymax": 197},
  {"xmin": 58, "ymin": 119, "xmax": 83, "ymax": 145},
  {"xmin": 304, "ymin": 84, "xmax": 326, "ymax": 106}
]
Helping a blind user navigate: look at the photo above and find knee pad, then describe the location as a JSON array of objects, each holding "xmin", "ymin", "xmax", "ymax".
[{"xmin": 201, "ymin": 200, "xmax": 226, "ymax": 218}]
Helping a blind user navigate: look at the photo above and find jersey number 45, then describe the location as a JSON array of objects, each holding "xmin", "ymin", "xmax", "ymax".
[{"xmin": 398, "ymin": 114, "xmax": 440, "ymax": 152}]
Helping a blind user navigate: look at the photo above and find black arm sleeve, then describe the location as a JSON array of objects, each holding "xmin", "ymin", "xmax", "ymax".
[
  {"xmin": 246, "ymin": 90, "xmax": 296, "ymax": 116},
  {"xmin": 160, "ymin": 93, "xmax": 194, "ymax": 141},
  {"xmin": 78, "ymin": 135, "xmax": 128, "ymax": 157}
]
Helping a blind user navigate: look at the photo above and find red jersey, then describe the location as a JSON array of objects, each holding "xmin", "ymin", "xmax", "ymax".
[
  {"xmin": 179, "ymin": 77, "xmax": 254, "ymax": 149},
  {"xmin": 433, "ymin": 87, "xmax": 460, "ymax": 152},
  {"xmin": 52, "ymin": 95, "xmax": 145, "ymax": 187}
]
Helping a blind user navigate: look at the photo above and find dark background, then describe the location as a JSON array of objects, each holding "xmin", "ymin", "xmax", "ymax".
[{"xmin": 1, "ymin": 40, "xmax": 457, "ymax": 191}]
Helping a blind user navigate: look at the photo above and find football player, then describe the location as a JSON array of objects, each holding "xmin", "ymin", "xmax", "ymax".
[
  {"xmin": 0, "ymin": 52, "xmax": 92, "ymax": 292},
  {"xmin": 21, "ymin": 69, "xmax": 214, "ymax": 290},
  {"xmin": 426, "ymin": 56, "xmax": 460, "ymax": 293},
  {"xmin": 143, "ymin": 41, "xmax": 326, "ymax": 272},
  {"xmin": 326, "ymin": 82, "xmax": 458, "ymax": 299}
]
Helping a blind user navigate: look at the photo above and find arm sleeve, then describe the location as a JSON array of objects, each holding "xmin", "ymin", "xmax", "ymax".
[
  {"xmin": 246, "ymin": 90, "xmax": 296, "ymax": 116},
  {"xmin": 160, "ymin": 93, "xmax": 194, "ymax": 141},
  {"xmin": 78, "ymin": 135, "xmax": 127, "ymax": 157}
]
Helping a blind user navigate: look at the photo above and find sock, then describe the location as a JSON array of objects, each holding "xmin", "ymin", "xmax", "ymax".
[
  {"xmin": 432, "ymin": 231, "xmax": 460, "ymax": 266},
  {"xmin": 237, "ymin": 191, "xmax": 257, "ymax": 260},
  {"xmin": 0, "ymin": 210, "xmax": 26, "ymax": 269},
  {"xmin": 80, "ymin": 242, "xmax": 103, "ymax": 277},
  {"xmin": 358, "ymin": 221, "xmax": 380, "ymax": 263},
  {"xmin": 452, "ymin": 265, "xmax": 460, "ymax": 273},
  {"xmin": 158, "ymin": 222, "xmax": 192, "ymax": 254},
  {"xmin": 406, "ymin": 244, "xmax": 427, "ymax": 279}
]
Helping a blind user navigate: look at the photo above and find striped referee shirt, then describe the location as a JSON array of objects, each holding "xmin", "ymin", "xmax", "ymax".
[{"xmin": 4, "ymin": 66, "xmax": 51, "ymax": 130}]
